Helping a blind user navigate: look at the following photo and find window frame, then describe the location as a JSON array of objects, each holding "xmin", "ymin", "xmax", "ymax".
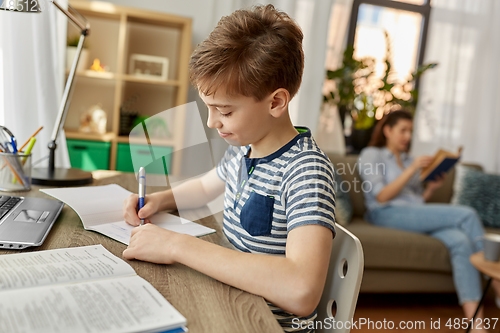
[{"xmin": 347, "ymin": 0, "xmax": 432, "ymax": 86}]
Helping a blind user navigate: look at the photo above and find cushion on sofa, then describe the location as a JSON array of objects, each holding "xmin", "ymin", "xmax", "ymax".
[
  {"xmin": 333, "ymin": 169, "xmax": 353, "ymax": 226},
  {"xmin": 452, "ymin": 165, "xmax": 500, "ymax": 228},
  {"xmin": 327, "ymin": 153, "xmax": 366, "ymax": 218},
  {"xmin": 346, "ymin": 218, "xmax": 453, "ymax": 273}
]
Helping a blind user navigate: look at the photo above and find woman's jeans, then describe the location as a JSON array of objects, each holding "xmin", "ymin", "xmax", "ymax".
[{"xmin": 368, "ymin": 203, "xmax": 485, "ymax": 305}]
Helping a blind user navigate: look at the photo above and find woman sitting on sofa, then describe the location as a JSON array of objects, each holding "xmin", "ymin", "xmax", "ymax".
[{"xmin": 358, "ymin": 110, "xmax": 499, "ymax": 328}]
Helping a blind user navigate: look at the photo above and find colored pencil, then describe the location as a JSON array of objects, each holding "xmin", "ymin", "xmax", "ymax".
[
  {"xmin": 18, "ymin": 126, "xmax": 43, "ymax": 152},
  {"xmin": 0, "ymin": 148, "xmax": 24, "ymax": 185}
]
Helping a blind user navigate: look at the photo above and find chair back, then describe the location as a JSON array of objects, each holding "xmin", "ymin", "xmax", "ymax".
[{"xmin": 316, "ymin": 224, "xmax": 364, "ymax": 333}]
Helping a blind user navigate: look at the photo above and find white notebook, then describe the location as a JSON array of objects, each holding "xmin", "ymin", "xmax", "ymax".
[
  {"xmin": 41, "ymin": 184, "xmax": 215, "ymax": 245},
  {"xmin": 0, "ymin": 245, "xmax": 187, "ymax": 333}
]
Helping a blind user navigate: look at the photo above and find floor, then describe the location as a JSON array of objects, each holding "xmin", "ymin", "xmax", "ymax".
[{"xmin": 351, "ymin": 291, "xmax": 500, "ymax": 332}]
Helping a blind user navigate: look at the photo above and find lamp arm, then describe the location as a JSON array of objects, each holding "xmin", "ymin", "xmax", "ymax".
[
  {"xmin": 48, "ymin": 0, "xmax": 90, "ymax": 172},
  {"xmin": 51, "ymin": 0, "xmax": 89, "ymax": 32},
  {"xmin": 50, "ymin": 33, "xmax": 86, "ymax": 143}
]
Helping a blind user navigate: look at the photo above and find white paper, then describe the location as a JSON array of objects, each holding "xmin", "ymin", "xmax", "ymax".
[
  {"xmin": 0, "ymin": 245, "xmax": 187, "ymax": 333},
  {"xmin": 0, "ymin": 275, "xmax": 186, "ymax": 333},
  {"xmin": 41, "ymin": 185, "xmax": 132, "ymax": 227},
  {"xmin": 40, "ymin": 185, "xmax": 215, "ymax": 245},
  {"xmin": 88, "ymin": 215, "xmax": 216, "ymax": 246},
  {"xmin": 0, "ymin": 245, "xmax": 136, "ymax": 292},
  {"xmin": 151, "ymin": 212, "xmax": 218, "ymax": 237}
]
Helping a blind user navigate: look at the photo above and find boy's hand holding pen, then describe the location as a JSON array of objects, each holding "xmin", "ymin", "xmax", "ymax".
[{"xmin": 122, "ymin": 168, "xmax": 164, "ymax": 227}]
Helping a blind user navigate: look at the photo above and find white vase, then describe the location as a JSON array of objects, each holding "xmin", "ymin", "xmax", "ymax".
[{"xmin": 66, "ymin": 47, "xmax": 89, "ymax": 72}]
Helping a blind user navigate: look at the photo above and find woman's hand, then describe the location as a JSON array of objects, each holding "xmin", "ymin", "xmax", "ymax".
[
  {"xmin": 426, "ymin": 173, "xmax": 446, "ymax": 192},
  {"xmin": 410, "ymin": 155, "xmax": 434, "ymax": 172},
  {"xmin": 422, "ymin": 173, "xmax": 446, "ymax": 202},
  {"xmin": 122, "ymin": 224, "xmax": 183, "ymax": 264},
  {"xmin": 123, "ymin": 193, "xmax": 161, "ymax": 226}
]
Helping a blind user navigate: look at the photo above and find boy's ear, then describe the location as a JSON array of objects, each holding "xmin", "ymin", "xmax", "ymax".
[{"xmin": 269, "ymin": 88, "xmax": 290, "ymax": 118}]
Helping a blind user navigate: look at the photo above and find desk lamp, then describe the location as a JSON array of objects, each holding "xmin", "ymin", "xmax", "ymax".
[{"xmin": 1, "ymin": 0, "xmax": 93, "ymax": 186}]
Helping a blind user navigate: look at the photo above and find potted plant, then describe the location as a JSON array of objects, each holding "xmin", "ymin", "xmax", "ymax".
[
  {"xmin": 324, "ymin": 32, "xmax": 437, "ymax": 153},
  {"xmin": 66, "ymin": 35, "xmax": 89, "ymax": 72},
  {"xmin": 324, "ymin": 45, "xmax": 374, "ymax": 130},
  {"xmin": 372, "ymin": 32, "xmax": 437, "ymax": 116}
]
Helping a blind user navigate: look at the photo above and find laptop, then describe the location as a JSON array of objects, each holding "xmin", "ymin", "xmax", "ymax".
[{"xmin": 0, "ymin": 195, "xmax": 64, "ymax": 249}]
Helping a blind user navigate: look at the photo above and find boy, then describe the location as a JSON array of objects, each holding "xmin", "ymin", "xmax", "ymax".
[{"xmin": 122, "ymin": 5, "xmax": 336, "ymax": 331}]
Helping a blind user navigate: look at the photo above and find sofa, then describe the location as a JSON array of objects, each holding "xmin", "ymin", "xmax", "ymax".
[{"xmin": 327, "ymin": 153, "xmax": 499, "ymax": 294}]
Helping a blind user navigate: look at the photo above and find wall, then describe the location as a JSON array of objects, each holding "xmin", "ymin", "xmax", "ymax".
[
  {"xmin": 97, "ymin": 0, "xmax": 230, "ymax": 104},
  {"xmin": 92, "ymin": 0, "xmax": 231, "ymax": 176},
  {"xmin": 85, "ymin": 0, "xmax": 331, "ymax": 178}
]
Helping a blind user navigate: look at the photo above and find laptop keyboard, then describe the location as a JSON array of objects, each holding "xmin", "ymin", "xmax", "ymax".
[{"xmin": 0, "ymin": 196, "xmax": 22, "ymax": 220}]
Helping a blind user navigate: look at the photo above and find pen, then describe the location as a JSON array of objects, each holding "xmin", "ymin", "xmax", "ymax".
[
  {"xmin": 138, "ymin": 167, "xmax": 146, "ymax": 226},
  {"xmin": 10, "ymin": 137, "xmax": 17, "ymax": 154}
]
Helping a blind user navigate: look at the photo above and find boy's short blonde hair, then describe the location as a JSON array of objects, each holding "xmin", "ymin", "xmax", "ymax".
[{"xmin": 189, "ymin": 4, "xmax": 304, "ymax": 101}]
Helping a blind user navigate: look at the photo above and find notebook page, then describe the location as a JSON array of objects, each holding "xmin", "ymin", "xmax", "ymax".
[
  {"xmin": 152, "ymin": 212, "xmax": 216, "ymax": 238},
  {"xmin": 0, "ymin": 275, "xmax": 186, "ymax": 333},
  {"xmin": 0, "ymin": 245, "xmax": 135, "ymax": 292},
  {"xmin": 41, "ymin": 184, "xmax": 131, "ymax": 227},
  {"xmin": 41, "ymin": 184, "xmax": 215, "ymax": 245},
  {"xmin": 89, "ymin": 213, "xmax": 215, "ymax": 246}
]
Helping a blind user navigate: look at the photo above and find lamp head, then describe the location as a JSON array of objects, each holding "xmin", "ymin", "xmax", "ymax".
[{"xmin": 0, "ymin": 0, "xmax": 42, "ymax": 12}]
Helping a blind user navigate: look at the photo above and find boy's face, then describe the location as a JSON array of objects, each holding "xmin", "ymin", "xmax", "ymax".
[{"xmin": 200, "ymin": 90, "xmax": 274, "ymax": 147}]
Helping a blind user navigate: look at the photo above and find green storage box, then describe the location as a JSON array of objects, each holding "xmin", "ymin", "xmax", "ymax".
[
  {"xmin": 67, "ymin": 139, "xmax": 111, "ymax": 171},
  {"xmin": 116, "ymin": 143, "xmax": 172, "ymax": 175}
]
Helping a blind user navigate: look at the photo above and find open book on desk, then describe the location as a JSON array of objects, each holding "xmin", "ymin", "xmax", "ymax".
[
  {"xmin": 41, "ymin": 184, "xmax": 215, "ymax": 245},
  {"xmin": 0, "ymin": 245, "xmax": 187, "ymax": 333}
]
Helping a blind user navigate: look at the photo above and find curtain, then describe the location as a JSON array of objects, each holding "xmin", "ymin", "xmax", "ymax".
[
  {"xmin": 411, "ymin": 0, "xmax": 500, "ymax": 173},
  {"xmin": 213, "ymin": 0, "xmax": 333, "ymax": 134},
  {"xmin": 0, "ymin": 0, "xmax": 70, "ymax": 168},
  {"xmin": 315, "ymin": 0, "xmax": 353, "ymax": 155}
]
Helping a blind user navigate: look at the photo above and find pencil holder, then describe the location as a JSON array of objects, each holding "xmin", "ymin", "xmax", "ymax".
[{"xmin": 0, "ymin": 153, "xmax": 31, "ymax": 192}]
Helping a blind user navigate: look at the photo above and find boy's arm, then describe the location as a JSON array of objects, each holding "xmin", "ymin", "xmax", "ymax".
[{"xmin": 123, "ymin": 223, "xmax": 333, "ymax": 317}]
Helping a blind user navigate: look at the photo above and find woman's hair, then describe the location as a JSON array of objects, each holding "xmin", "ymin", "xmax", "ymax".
[{"xmin": 368, "ymin": 110, "xmax": 413, "ymax": 148}]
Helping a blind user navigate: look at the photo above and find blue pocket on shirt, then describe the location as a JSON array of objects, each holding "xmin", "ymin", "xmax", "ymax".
[{"xmin": 240, "ymin": 192, "xmax": 274, "ymax": 236}]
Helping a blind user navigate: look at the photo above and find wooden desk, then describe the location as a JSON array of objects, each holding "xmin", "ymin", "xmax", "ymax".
[
  {"xmin": 0, "ymin": 170, "xmax": 283, "ymax": 333},
  {"xmin": 471, "ymin": 251, "xmax": 500, "ymax": 280}
]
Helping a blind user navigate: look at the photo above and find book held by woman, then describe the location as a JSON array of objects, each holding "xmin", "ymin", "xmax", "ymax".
[{"xmin": 420, "ymin": 147, "xmax": 463, "ymax": 182}]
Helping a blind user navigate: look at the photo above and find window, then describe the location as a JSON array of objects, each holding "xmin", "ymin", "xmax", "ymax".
[
  {"xmin": 354, "ymin": 4, "xmax": 422, "ymax": 84},
  {"xmin": 390, "ymin": 0, "xmax": 426, "ymax": 5},
  {"xmin": 347, "ymin": 0, "xmax": 431, "ymax": 118}
]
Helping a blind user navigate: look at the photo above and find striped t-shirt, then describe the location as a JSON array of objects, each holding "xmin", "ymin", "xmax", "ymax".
[{"xmin": 216, "ymin": 127, "xmax": 336, "ymax": 332}]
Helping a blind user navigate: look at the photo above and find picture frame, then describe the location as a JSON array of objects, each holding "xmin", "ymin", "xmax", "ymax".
[{"xmin": 129, "ymin": 54, "xmax": 169, "ymax": 81}]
